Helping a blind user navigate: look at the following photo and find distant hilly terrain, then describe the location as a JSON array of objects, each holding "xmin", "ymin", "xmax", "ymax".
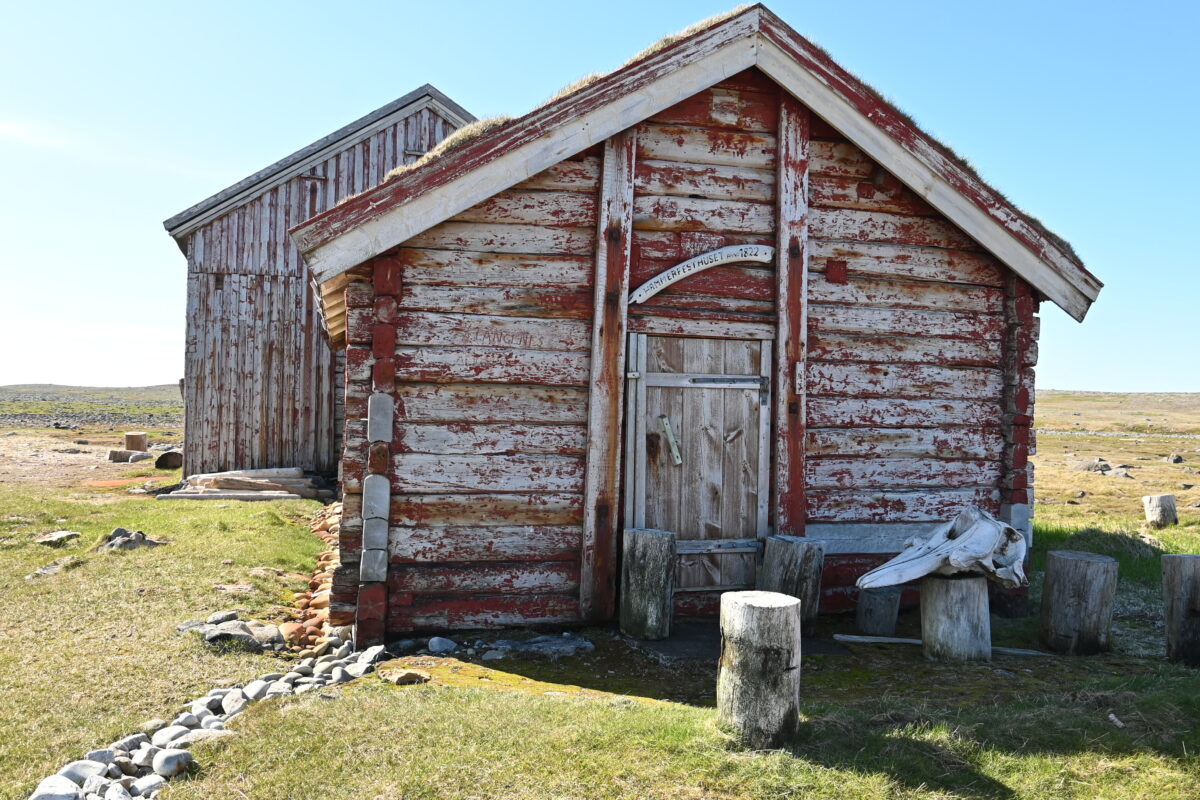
[
  {"xmin": 0, "ymin": 384, "xmax": 183, "ymax": 429},
  {"xmin": 1, "ymin": 384, "xmax": 1197, "ymax": 435}
]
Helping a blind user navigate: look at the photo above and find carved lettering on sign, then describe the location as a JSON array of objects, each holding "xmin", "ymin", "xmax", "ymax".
[{"xmin": 628, "ymin": 245, "xmax": 776, "ymax": 305}]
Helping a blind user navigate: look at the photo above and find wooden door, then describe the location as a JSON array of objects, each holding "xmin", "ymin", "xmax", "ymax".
[{"xmin": 623, "ymin": 334, "xmax": 772, "ymax": 593}]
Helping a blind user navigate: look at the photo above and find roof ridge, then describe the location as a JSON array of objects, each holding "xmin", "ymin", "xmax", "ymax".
[{"xmin": 163, "ymin": 83, "xmax": 475, "ymax": 239}]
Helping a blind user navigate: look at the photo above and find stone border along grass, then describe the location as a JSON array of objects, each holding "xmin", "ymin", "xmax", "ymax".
[
  {"xmin": 26, "ymin": 503, "xmax": 365, "ymax": 800},
  {"xmin": 26, "ymin": 641, "xmax": 390, "ymax": 800}
]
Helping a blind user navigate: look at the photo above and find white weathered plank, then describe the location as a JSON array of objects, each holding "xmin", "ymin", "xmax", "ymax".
[
  {"xmin": 393, "ymin": 453, "xmax": 585, "ymax": 493},
  {"xmin": 628, "ymin": 316, "xmax": 774, "ymax": 339},
  {"xmin": 807, "ymin": 488, "xmax": 1001, "ymax": 522},
  {"xmin": 394, "ymin": 383, "xmax": 588, "ymax": 423},
  {"xmin": 810, "ymin": 240, "xmax": 1004, "ymax": 287},
  {"xmin": 405, "ymin": 221, "xmax": 595, "ymax": 255},
  {"xmin": 806, "ymin": 427, "xmax": 1004, "ymax": 459},
  {"xmin": 808, "ymin": 304, "xmax": 1005, "ymax": 340},
  {"xmin": 395, "ymin": 346, "xmax": 590, "ymax": 385},
  {"xmin": 392, "ymin": 492, "xmax": 583, "ymax": 526},
  {"xmin": 806, "ymin": 397, "xmax": 1002, "ymax": 428},
  {"xmin": 393, "ymin": 423, "xmax": 587, "ymax": 455},
  {"xmin": 809, "ymin": 275, "xmax": 1003, "ymax": 314},
  {"xmin": 806, "ymin": 457, "xmax": 1002, "ymax": 489},
  {"xmin": 390, "ymin": 562, "xmax": 580, "ymax": 594},
  {"xmin": 389, "ymin": 525, "xmax": 582, "ymax": 562},
  {"xmin": 807, "ymin": 332, "xmax": 1000, "ymax": 366},
  {"xmin": 806, "ymin": 362, "xmax": 1003, "ymax": 400},
  {"xmin": 393, "ymin": 311, "xmax": 591, "ymax": 351},
  {"xmin": 395, "ymin": 284, "xmax": 594, "ymax": 319},
  {"xmin": 451, "ymin": 189, "xmax": 597, "ymax": 227},
  {"xmin": 395, "ymin": 248, "xmax": 593, "ymax": 288}
]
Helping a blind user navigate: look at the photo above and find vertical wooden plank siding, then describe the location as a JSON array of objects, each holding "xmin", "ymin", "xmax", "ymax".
[
  {"xmin": 774, "ymin": 94, "xmax": 810, "ymax": 536},
  {"xmin": 179, "ymin": 105, "xmax": 466, "ymax": 475},
  {"xmin": 580, "ymin": 130, "xmax": 637, "ymax": 621}
]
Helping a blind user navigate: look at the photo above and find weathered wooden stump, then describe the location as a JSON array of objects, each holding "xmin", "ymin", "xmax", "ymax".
[
  {"xmin": 619, "ymin": 528, "xmax": 675, "ymax": 640},
  {"xmin": 1143, "ymin": 494, "xmax": 1178, "ymax": 528},
  {"xmin": 123, "ymin": 432, "xmax": 149, "ymax": 452},
  {"xmin": 1040, "ymin": 550, "xmax": 1118, "ymax": 655},
  {"xmin": 856, "ymin": 586, "xmax": 901, "ymax": 636},
  {"xmin": 717, "ymin": 591, "xmax": 802, "ymax": 749},
  {"xmin": 759, "ymin": 535, "xmax": 824, "ymax": 627},
  {"xmin": 1162, "ymin": 554, "xmax": 1200, "ymax": 666},
  {"xmin": 921, "ymin": 575, "xmax": 991, "ymax": 661}
]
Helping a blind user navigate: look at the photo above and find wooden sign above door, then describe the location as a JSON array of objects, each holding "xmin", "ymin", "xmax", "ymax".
[{"xmin": 628, "ymin": 244, "xmax": 775, "ymax": 305}]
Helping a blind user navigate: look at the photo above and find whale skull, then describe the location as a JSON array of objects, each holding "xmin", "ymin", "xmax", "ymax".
[{"xmin": 857, "ymin": 507, "xmax": 1027, "ymax": 590}]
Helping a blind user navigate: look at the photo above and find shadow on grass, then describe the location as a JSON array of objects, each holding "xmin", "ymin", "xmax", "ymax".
[
  {"xmin": 444, "ymin": 620, "xmax": 1200, "ymax": 800},
  {"xmin": 1032, "ymin": 521, "xmax": 1167, "ymax": 585}
]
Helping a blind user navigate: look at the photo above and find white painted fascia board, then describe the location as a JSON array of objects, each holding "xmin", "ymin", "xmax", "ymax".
[
  {"xmin": 301, "ymin": 40, "xmax": 760, "ymax": 284},
  {"xmin": 754, "ymin": 36, "xmax": 1097, "ymax": 321}
]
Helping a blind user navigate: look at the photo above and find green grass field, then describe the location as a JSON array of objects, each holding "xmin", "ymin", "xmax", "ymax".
[{"xmin": 4, "ymin": 392, "xmax": 1200, "ymax": 798}]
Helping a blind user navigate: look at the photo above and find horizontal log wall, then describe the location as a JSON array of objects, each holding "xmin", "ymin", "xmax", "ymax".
[
  {"xmin": 331, "ymin": 70, "xmax": 1042, "ymax": 627},
  {"xmin": 803, "ymin": 113, "xmax": 1018, "ymax": 568},
  {"xmin": 183, "ymin": 107, "xmax": 460, "ymax": 475},
  {"xmin": 631, "ymin": 70, "xmax": 780, "ymax": 331},
  {"xmin": 365, "ymin": 151, "xmax": 602, "ymax": 632}
]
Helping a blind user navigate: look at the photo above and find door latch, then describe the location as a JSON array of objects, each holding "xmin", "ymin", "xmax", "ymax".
[{"xmin": 659, "ymin": 415, "xmax": 683, "ymax": 466}]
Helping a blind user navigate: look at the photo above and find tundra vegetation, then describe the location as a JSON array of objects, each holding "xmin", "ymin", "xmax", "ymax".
[{"xmin": 1, "ymin": 388, "xmax": 1199, "ymax": 799}]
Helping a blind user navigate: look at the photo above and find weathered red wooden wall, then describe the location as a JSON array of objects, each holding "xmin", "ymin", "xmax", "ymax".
[
  {"xmin": 803, "ymin": 113, "xmax": 1036, "ymax": 610},
  {"xmin": 330, "ymin": 69, "xmax": 1040, "ymax": 633},
  {"xmin": 181, "ymin": 106, "xmax": 463, "ymax": 475}
]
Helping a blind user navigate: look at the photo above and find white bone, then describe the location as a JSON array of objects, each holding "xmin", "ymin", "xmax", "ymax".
[{"xmin": 856, "ymin": 506, "xmax": 1027, "ymax": 590}]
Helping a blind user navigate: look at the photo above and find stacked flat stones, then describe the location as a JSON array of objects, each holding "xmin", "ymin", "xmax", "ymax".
[
  {"xmin": 26, "ymin": 643, "xmax": 386, "ymax": 800},
  {"xmin": 283, "ymin": 503, "xmax": 344, "ymax": 654}
]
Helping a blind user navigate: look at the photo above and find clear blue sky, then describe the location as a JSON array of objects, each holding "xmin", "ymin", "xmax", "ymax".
[{"xmin": 1, "ymin": 0, "xmax": 1196, "ymax": 390}]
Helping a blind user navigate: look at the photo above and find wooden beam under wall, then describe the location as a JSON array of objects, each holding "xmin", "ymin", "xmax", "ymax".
[
  {"xmin": 774, "ymin": 95, "xmax": 810, "ymax": 536},
  {"xmin": 580, "ymin": 129, "xmax": 637, "ymax": 621}
]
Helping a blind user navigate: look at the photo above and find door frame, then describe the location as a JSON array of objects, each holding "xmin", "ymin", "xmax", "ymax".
[{"xmin": 621, "ymin": 332, "xmax": 774, "ymax": 561}]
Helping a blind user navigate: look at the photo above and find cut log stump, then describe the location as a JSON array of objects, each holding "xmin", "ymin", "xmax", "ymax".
[
  {"xmin": 759, "ymin": 535, "xmax": 824, "ymax": 629},
  {"xmin": 1162, "ymin": 554, "xmax": 1200, "ymax": 666},
  {"xmin": 123, "ymin": 432, "xmax": 149, "ymax": 452},
  {"xmin": 921, "ymin": 575, "xmax": 991, "ymax": 661},
  {"xmin": 1143, "ymin": 494, "xmax": 1178, "ymax": 528},
  {"xmin": 619, "ymin": 528, "xmax": 675, "ymax": 640},
  {"xmin": 1040, "ymin": 550, "xmax": 1118, "ymax": 655},
  {"xmin": 856, "ymin": 586, "xmax": 901, "ymax": 636},
  {"xmin": 717, "ymin": 591, "xmax": 802, "ymax": 749}
]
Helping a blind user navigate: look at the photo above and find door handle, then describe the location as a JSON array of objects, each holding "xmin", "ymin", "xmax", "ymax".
[{"xmin": 659, "ymin": 415, "xmax": 683, "ymax": 466}]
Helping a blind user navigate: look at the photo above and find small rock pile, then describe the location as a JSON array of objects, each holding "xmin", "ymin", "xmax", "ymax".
[
  {"xmin": 177, "ymin": 611, "xmax": 286, "ymax": 653},
  {"xmin": 1072, "ymin": 457, "xmax": 1134, "ymax": 478},
  {"xmin": 26, "ymin": 641, "xmax": 387, "ymax": 800},
  {"xmin": 95, "ymin": 528, "xmax": 167, "ymax": 552},
  {"xmin": 283, "ymin": 503, "xmax": 346, "ymax": 655}
]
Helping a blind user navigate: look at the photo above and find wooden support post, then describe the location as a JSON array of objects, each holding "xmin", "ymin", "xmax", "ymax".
[
  {"xmin": 717, "ymin": 591, "xmax": 802, "ymax": 749},
  {"xmin": 921, "ymin": 576, "xmax": 991, "ymax": 662},
  {"xmin": 1143, "ymin": 494, "xmax": 1178, "ymax": 528},
  {"xmin": 619, "ymin": 528, "xmax": 675, "ymax": 640},
  {"xmin": 124, "ymin": 432, "xmax": 149, "ymax": 452},
  {"xmin": 773, "ymin": 94, "xmax": 810, "ymax": 537},
  {"xmin": 581, "ymin": 129, "xmax": 636, "ymax": 622},
  {"xmin": 856, "ymin": 587, "xmax": 901, "ymax": 636},
  {"xmin": 1163, "ymin": 554, "xmax": 1200, "ymax": 666},
  {"xmin": 759, "ymin": 535, "xmax": 823, "ymax": 627},
  {"xmin": 1040, "ymin": 550, "xmax": 1118, "ymax": 655}
]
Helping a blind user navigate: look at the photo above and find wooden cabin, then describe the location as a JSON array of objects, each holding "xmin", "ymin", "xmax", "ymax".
[
  {"xmin": 164, "ymin": 85, "xmax": 474, "ymax": 476},
  {"xmin": 290, "ymin": 6, "xmax": 1102, "ymax": 644}
]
